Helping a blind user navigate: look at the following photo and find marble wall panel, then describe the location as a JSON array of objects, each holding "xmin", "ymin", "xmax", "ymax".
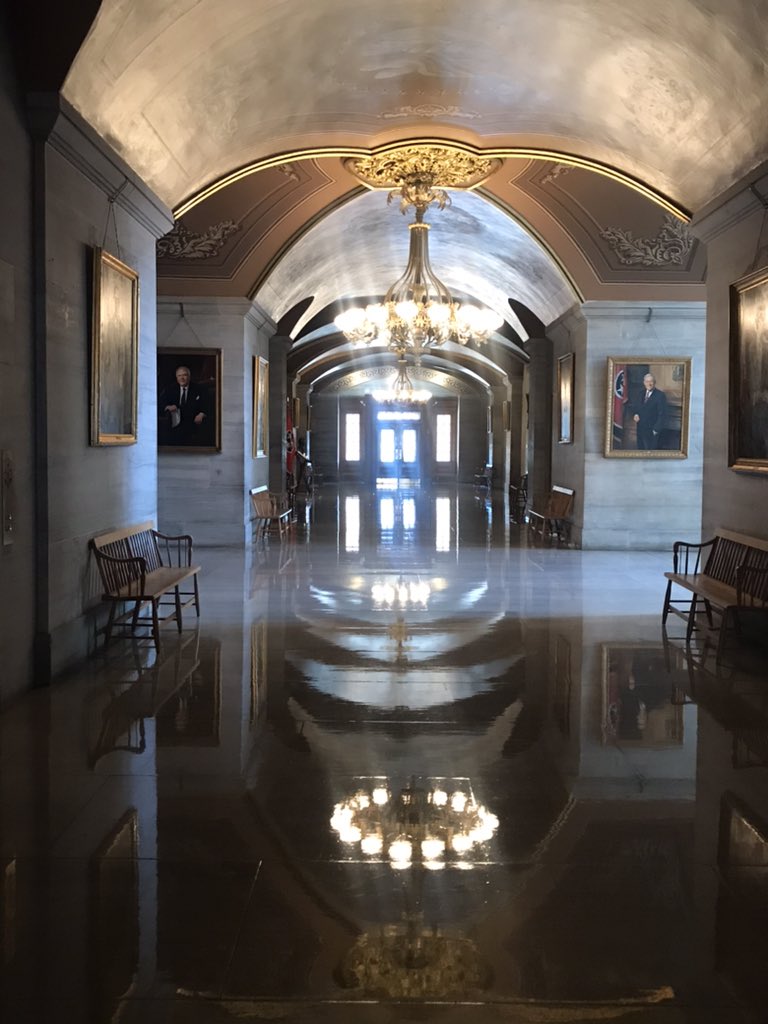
[
  {"xmin": 44, "ymin": 147, "xmax": 162, "ymax": 671},
  {"xmin": 552, "ymin": 302, "xmax": 706, "ymax": 550},
  {"xmin": 157, "ymin": 299, "xmax": 272, "ymax": 547},
  {"xmin": 694, "ymin": 197, "xmax": 768, "ymax": 538},
  {"xmin": 0, "ymin": 34, "xmax": 35, "ymax": 701}
]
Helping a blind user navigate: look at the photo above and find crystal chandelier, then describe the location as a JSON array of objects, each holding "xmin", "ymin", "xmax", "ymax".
[
  {"xmin": 330, "ymin": 776, "xmax": 499, "ymax": 871},
  {"xmin": 335, "ymin": 148, "xmax": 504, "ymax": 359},
  {"xmin": 371, "ymin": 355, "xmax": 431, "ymax": 403}
]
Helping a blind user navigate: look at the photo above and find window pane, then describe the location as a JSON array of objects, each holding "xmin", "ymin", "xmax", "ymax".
[
  {"xmin": 402, "ymin": 428, "xmax": 417, "ymax": 463},
  {"xmin": 345, "ymin": 413, "xmax": 360, "ymax": 462},
  {"xmin": 435, "ymin": 496, "xmax": 451, "ymax": 552},
  {"xmin": 436, "ymin": 414, "xmax": 452, "ymax": 462},
  {"xmin": 345, "ymin": 496, "xmax": 360, "ymax": 552},
  {"xmin": 380, "ymin": 428, "xmax": 395, "ymax": 463}
]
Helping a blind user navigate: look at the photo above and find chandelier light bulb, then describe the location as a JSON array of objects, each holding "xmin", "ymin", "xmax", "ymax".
[
  {"xmin": 372, "ymin": 786, "xmax": 389, "ymax": 805},
  {"xmin": 421, "ymin": 837, "xmax": 445, "ymax": 861},
  {"xmin": 431, "ymin": 789, "xmax": 448, "ymax": 807},
  {"xmin": 360, "ymin": 833, "xmax": 384, "ymax": 856},
  {"xmin": 451, "ymin": 833, "xmax": 473, "ymax": 854},
  {"xmin": 450, "ymin": 792, "xmax": 468, "ymax": 813},
  {"xmin": 388, "ymin": 838, "xmax": 413, "ymax": 865}
]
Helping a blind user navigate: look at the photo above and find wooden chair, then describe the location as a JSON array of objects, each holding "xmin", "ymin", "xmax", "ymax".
[
  {"xmin": 528, "ymin": 485, "xmax": 574, "ymax": 543},
  {"xmin": 250, "ymin": 489, "xmax": 292, "ymax": 541},
  {"xmin": 509, "ymin": 473, "xmax": 528, "ymax": 522}
]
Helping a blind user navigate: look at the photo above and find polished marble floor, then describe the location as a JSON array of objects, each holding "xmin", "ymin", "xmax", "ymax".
[{"xmin": 2, "ymin": 484, "xmax": 768, "ymax": 1023}]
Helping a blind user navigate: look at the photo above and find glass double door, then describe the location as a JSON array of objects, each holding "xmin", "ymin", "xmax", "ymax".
[{"xmin": 377, "ymin": 414, "xmax": 419, "ymax": 480}]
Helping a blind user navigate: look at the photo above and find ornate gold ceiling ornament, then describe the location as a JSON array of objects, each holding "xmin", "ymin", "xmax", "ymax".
[{"xmin": 344, "ymin": 144, "xmax": 503, "ymax": 214}]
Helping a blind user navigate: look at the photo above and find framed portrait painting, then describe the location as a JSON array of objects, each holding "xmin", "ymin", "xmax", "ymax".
[
  {"xmin": 90, "ymin": 248, "xmax": 139, "ymax": 446},
  {"xmin": 253, "ymin": 356, "xmax": 269, "ymax": 458},
  {"xmin": 157, "ymin": 348, "xmax": 221, "ymax": 452},
  {"xmin": 557, "ymin": 352, "xmax": 574, "ymax": 444},
  {"xmin": 730, "ymin": 267, "xmax": 768, "ymax": 474},
  {"xmin": 604, "ymin": 357, "xmax": 691, "ymax": 458},
  {"xmin": 601, "ymin": 644, "xmax": 683, "ymax": 747}
]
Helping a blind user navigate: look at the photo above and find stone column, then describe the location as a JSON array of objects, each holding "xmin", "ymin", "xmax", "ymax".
[
  {"xmin": 525, "ymin": 334, "xmax": 553, "ymax": 513},
  {"xmin": 490, "ymin": 384, "xmax": 510, "ymax": 490},
  {"xmin": 269, "ymin": 335, "xmax": 292, "ymax": 493}
]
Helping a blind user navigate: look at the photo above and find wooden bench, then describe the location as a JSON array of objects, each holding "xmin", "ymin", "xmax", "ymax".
[
  {"xmin": 90, "ymin": 522, "xmax": 200, "ymax": 650},
  {"xmin": 509, "ymin": 473, "xmax": 528, "ymax": 522},
  {"xmin": 250, "ymin": 488, "xmax": 292, "ymax": 541},
  {"xmin": 527, "ymin": 485, "xmax": 574, "ymax": 542},
  {"xmin": 662, "ymin": 529, "xmax": 768, "ymax": 659},
  {"xmin": 473, "ymin": 464, "xmax": 493, "ymax": 490}
]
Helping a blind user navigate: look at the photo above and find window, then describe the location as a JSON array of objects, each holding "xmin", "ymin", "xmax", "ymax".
[
  {"xmin": 345, "ymin": 413, "xmax": 360, "ymax": 462},
  {"xmin": 436, "ymin": 413, "xmax": 452, "ymax": 462}
]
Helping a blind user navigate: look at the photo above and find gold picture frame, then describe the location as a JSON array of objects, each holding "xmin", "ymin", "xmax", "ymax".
[
  {"xmin": 729, "ymin": 267, "xmax": 768, "ymax": 474},
  {"xmin": 253, "ymin": 356, "xmax": 269, "ymax": 458},
  {"xmin": 157, "ymin": 348, "xmax": 222, "ymax": 452},
  {"xmin": 601, "ymin": 644, "xmax": 683, "ymax": 746},
  {"xmin": 90, "ymin": 248, "xmax": 139, "ymax": 446},
  {"xmin": 557, "ymin": 352, "xmax": 574, "ymax": 444},
  {"xmin": 604, "ymin": 357, "xmax": 690, "ymax": 458}
]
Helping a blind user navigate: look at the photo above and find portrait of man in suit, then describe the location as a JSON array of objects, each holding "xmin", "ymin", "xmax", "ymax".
[
  {"xmin": 158, "ymin": 351, "xmax": 220, "ymax": 450},
  {"xmin": 632, "ymin": 372, "xmax": 667, "ymax": 450}
]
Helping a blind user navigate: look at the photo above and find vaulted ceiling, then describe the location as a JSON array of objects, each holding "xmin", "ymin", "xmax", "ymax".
[{"xmin": 55, "ymin": 1, "xmax": 768, "ymax": 391}]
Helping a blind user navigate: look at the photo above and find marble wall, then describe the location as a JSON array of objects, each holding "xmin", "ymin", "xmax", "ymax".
[
  {"xmin": 0, "ymin": 29, "xmax": 35, "ymax": 702},
  {"xmin": 38, "ymin": 101, "xmax": 172, "ymax": 677},
  {"xmin": 157, "ymin": 298, "xmax": 273, "ymax": 546},
  {"xmin": 549, "ymin": 302, "xmax": 706, "ymax": 550},
  {"xmin": 691, "ymin": 171, "xmax": 768, "ymax": 538}
]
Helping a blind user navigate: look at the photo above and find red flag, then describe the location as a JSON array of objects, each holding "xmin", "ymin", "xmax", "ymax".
[{"xmin": 613, "ymin": 365, "xmax": 628, "ymax": 432}]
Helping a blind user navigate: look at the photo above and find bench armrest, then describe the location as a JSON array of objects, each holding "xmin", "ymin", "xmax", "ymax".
[
  {"xmin": 671, "ymin": 537, "xmax": 716, "ymax": 574},
  {"xmin": 92, "ymin": 549, "xmax": 147, "ymax": 593},
  {"xmin": 152, "ymin": 530, "xmax": 193, "ymax": 568}
]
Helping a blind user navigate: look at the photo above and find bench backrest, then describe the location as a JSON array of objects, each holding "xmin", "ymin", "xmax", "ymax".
[
  {"xmin": 544, "ymin": 486, "xmax": 574, "ymax": 519},
  {"xmin": 90, "ymin": 522, "xmax": 162, "ymax": 590},
  {"xmin": 705, "ymin": 530, "xmax": 768, "ymax": 599}
]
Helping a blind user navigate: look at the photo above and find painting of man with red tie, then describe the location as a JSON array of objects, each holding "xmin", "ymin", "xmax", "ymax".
[{"xmin": 604, "ymin": 358, "xmax": 690, "ymax": 458}]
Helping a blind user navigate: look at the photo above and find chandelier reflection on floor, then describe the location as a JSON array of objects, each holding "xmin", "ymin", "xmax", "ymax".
[
  {"xmin": 330, "ymin": 776, "xmax": 499, "ymax": 870},
  {"xmin": 335, "ymin": 146, "xmax": 504, "ymax": 360},
  {"xmin": 371, "ymin": 575, "xmax": 430, "ymax": 609}
]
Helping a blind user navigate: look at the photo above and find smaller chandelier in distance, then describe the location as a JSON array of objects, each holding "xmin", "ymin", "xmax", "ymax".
[
  {"xmin": 335, "ymin": 148, "xmax": 504, "ymax": 358},
  {"xmin": 371, "ymin": 356, "xmax": 431, "ymax": 403}
]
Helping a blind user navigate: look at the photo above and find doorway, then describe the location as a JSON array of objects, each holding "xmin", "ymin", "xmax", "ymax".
[{"xmin": 376, "ymin": 410, "xmax": 421, "ymax": 482}]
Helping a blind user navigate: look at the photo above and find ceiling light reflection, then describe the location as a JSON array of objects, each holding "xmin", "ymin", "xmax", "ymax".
[{"xmin": 330, "ymin": 776, "xmax": 499, "ymax": 870}]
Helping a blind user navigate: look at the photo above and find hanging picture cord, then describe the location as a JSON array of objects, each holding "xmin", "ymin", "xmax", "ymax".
[
  {"xmin": 179, "ymin": 302, "xmax": 207, "ymax": 347},
  {"xmin": 101, "ymin": 180, "xmax": 128, "ymax": 262}
]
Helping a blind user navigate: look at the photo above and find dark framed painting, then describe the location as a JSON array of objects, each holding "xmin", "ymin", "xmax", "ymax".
[
  {"xmin": 156, "ymin": 637, "xmax": 220, "ymax": 746},
  {"xmin": 557, "ymin": 352, "xmax": 574, "ymax": 444},
  {"xmin": 157, "ymin": 348, "xmax": 221, "ymax": 452},
  {"xmin": 715, "ymin": 794, "xmax": 768, "ymax": 1011},
  {"xmin": 729, "ymin": 267, "xmax": 768, "ymax": 474},
  {"xmin": 252, "ymin": 356, "xmax": 269, "ymax": 458},
  {"xmin": 601, "ymin": 644, "xmax": 684, "ymax": 746},
  {"xmin": 604, "ymin": 356, "xmax": 691, "ymax": 458},
  {"xmin": 90, "ymin": 248, "xmax": 139, "ymax": 446},
  {"xmin": 89, "ymin": 810, "xmax": 139, "ymax": 1020}
]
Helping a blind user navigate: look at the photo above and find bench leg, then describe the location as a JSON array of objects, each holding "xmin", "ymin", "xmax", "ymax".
[
  {"xmin": 151, "ymin": 598, "xmax": 161, "ymax": 651},
  {"xmin": 104, "ymin": 602, "xmax": 118, "ymax": 647},
  {"xmin": 686, "ymin": 595, "xmax": 699, "ymax": 641},
  {"xmin": 703, "ymin": 599, "xmax": 714, "ymax": 628},
  {"xmin": 174, "ymin": 586, "xmax": 183, "ymax": 633},
  {"xmin": 662, "ymin": 579, "xmax": 673, "ymax": 623},
  {"xmin": 130, "ymin": 599, "xmax": 143, "ymax": 636},
  {"xmin": 193, "ymin": 573, "xmax": 200, "ymax": 616}
]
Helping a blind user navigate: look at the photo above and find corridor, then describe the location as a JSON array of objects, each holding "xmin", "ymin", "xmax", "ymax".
[{"xmin": 2, "ymin": 485, "xmax": 767, "ymax": 1023}]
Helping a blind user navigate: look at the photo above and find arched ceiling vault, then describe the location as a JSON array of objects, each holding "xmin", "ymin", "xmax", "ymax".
[{"xmin": 64, "ymin": 0, "xmax": 768, "ymax": 215}]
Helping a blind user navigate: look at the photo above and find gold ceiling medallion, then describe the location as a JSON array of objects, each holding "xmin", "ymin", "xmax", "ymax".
[
  {"xmin": 336, "ymin": 145, "xmax": 504, "ymax": 359},
  {"xmin": 344, "ymin": 144, "xmax": 502, "ymax": 213}
]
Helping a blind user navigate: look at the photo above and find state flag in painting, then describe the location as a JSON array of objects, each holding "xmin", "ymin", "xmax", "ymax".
[{"xmin": 613, "ymin": 364, "xmax": 627, "ymax": 446}]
